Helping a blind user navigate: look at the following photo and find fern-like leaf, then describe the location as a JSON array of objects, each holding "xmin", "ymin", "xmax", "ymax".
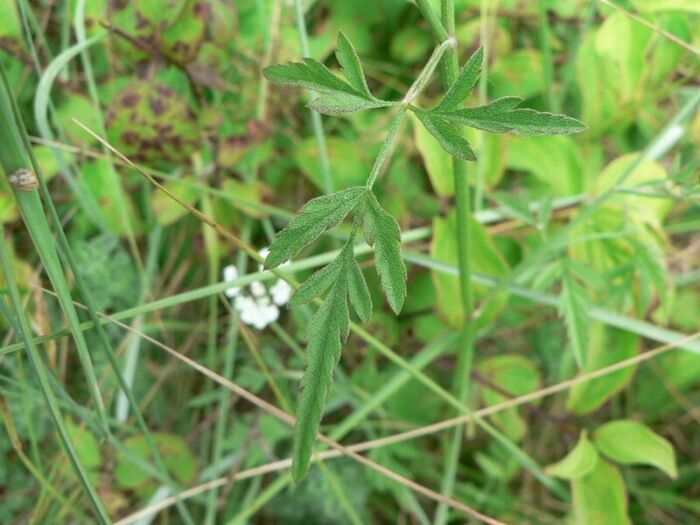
[
  {"xmin": 266, "ymin": 187, "xmax": 365, "ymax": 268},
  {"xmin": 436, "ymin": 46, "xmax": 484, "ymax": 111},
  {"xmin": 559, "ymin": 260, "xmax": 590, "ymax": 369},
  {"xmin": 364, "ymin": 193, "xmax": 407, "ymax": 314},
  {"xmin": 292, "ymin": 244, "xmax": 353, "ymax": 482}
]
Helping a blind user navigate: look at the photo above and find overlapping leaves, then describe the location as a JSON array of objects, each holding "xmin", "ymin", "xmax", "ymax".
[
  {"xmin": 264, "ymin": 32, "xmax": 393, "ymax": 116},
  {"xmin": 265, "ymin": 35, "xmax": 587, "ymax": 163},
  {"xmin": 265, "ymin": 187, "xmax": 405, "ymax": 481},
  {"xmin": 263, "ymin": 31, "xmax": 587, "ymax": 482}
]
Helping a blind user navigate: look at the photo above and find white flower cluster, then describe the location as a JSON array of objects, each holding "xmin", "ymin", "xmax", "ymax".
[{"xmin": 223, "ymin": 248, "xmax": 292, "ymax": 330}]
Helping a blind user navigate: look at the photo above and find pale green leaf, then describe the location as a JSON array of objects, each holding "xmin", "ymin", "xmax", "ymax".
[
  {"xmin": 363, "ymin": 193, "xmax": 406, "ymax": 314},
  {"xmin": 431, "ymin": 211, "xmax": 509, "ymax": 329},
  {"xmin": 546, "ymin": 431, "xmax": 599, "ymax": 480},
  {"xmin": 308, "ymin": 93, "xmax": 391, "ymax": 115},
  {"xmin": 413, "ymin": 112, "xmax": 454, "ymax": 196},
  {"xmin": 567, "ymin": 326, "xmax": 639, "ymax": 415},
  {"xmin": 572, "ymin": 459, "xmax": 631, "ymax": 525},
  {"xmin": 66, "ymin": 422, "xmax": 102, "ymax": 470},
  {"xmin": 266, "ymin": 187, "xmax": 365, "ymax": 268},
  {"xmin": 264, "ymin": 58, "xmax": 358, "ymax": 96},
  {"xmin": 436, "ymin": 46, "xmax": 483, "ymax": 111},
  {"xmin": 559, "ymin": 260, "xmax": 590, "ymax": 369},
  {"xmin": 593, "ymin": 420, "xmax": 677, "ymax": 479},
  {"xmin": 348, "ymin": 259, "xmax": 372, "ymax": 322},
  {"xmin": 335, "ymin": 31, "xmax": 372, "ymax": 98},
  {"xmin": 438, "ymin": 97, "xmax": 588, "ymax": 136},
  {"xmin": 477, "ymin": 354, "xmax": 540, "ymax": 441},
  {"xmin": 414, "ymin": 111, "xmax": 476, "ymax": 161}
]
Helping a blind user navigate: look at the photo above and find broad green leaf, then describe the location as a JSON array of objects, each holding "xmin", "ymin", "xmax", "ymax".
[
  {"xmin": 293, "ymin": 273, "xmax": 349, "ymax": 482},
  {"xmin": 431, "ymin": 210, "xmax": 509, "ymax": 329},
  {"xmin": 572, "ymin": 459, "xmax": 631, "ymax": 525},
  {"xmin": 335, "ymin": 31, "xmax": 372, "ymax": 98},
  {"xmin": 594, "ymin": 154, "xmax": 671, "ymax": 228},
  {"xmin": 506, "ymin": 135, "xmax": 590, "ymax": 196},
  {"xmin": 160, "ymin": 0, "xmax": 207, "ymax": 64},
  {"xmin": 389, "ymin": 25, "xmax": 432, "ymax": 64},
  {"xmin": 594, "ymin": 420, "xmax": 677, "ymax": 478},
  {"xmin": 477, "ymin": 354, "xmax": 540, "ymax": 441},
  {"xmin": 0, "ymin": 0, "xmax": 22, "ymax": 41},
  {"xmin": 413, "ymin": 114, "xmax": 454, "ymax": 196},
  {"xmin": 595, "ymin": 13, "xmax": 651, "ymax": 102},
  {"xmin": 414, "ymin": 111, "xmax": 476, "ymax": 161},
  {"xmin": 66, "ymin": 422, "xmax": 102, "ymax": 470},
  {"xmin": 546, "ymin": 432, "xmax": 599, "ymax": 480},
  {"xmin": 266, "ymin": 187, "xmax": 365, "ymax": 268},
  {"xmin": 114, "ymin": 433, "xmax": 197, "ymax": 493},
  {"xmin": 436, "ymin": 46, "xmax": 483, "ymax": 111},
  {"xmin": 567, "ymin": 326, "xmax": 639, "ymax": 415},
  {"xmin": 559, "ymin": 260, "xmax": 590, "ymax": 369},
  {"xmin": 308, "ymin": 92, "xmax": 391, "ymax": 115},
  {"xmin": 55, "ymin": 94, "xmax": 101, "ymax": 146},
  {"xmin": 264, "ymin": 58, "xmax": 358, "ymax": 96},
  {"xmin": 576, "ymin": 33, "xmax": 619, "ymax": 128},
  {"xmin": 363, "ymin": 193, "xmax": 406, "ymax": 314},
  {"xmin": 151, "ymin": 177, "xmax": 200, "ymax": 226},
  {"xmin": 634, "ymin": 0, "xmax": 700, "ymax": 13},
  {"xmin": 83, "ymin": 159, "xmax": 141, "ymax": 236},
  {"xmin": 105, "ymin": 80, "xmax": 199, "ymax": 164},
  {"xmin": 438, "ymin": 98, "xmax": 588, "ymax": 136},
  {"xmin": 489, "ymin": 49, "xmax": 545, "ymax": 100},
  {"xmin": 348, "ymin": 259, "xmax": 373, "ymax": 322},
  {"xmin": 295, "ymin": 137, "xmax": 370, "ymax": 190}
]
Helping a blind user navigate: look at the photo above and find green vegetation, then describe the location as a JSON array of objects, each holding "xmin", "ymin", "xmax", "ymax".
[{"xmin": 0, "ymin": 0, "xmax": 699, "ymax": 524}]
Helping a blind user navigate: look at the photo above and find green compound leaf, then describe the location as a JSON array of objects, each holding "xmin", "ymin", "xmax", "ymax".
[
  {"xmin": 436, "ymin": 46, "xmax": 484, "ymax": 112},
  {"xmin": 292, "ymin": 244, "xmax": 353, "ymax": 482},
  {"xmin": 308, "ymin": 92, "xmax": 392, "ymax": 116},
  {"xmin": 264, "ymin": 58, "xmax": 359, "ymax": 95},
  {"xmin": 348, "ymin": 259, "xmax": 373, "ymax": 323},
  {"xmin": 363, "ymin": 192, "xmax": 407, "ymax": 314},
  {"xmin": 266, "ymin": 187, "xmax": 365, "ymax": 268},
  {"xmin": 414, "ymin": 110, "xmax": 476, "ymax": 161},
  {"xmin": 593, "ymin": 420, "xmax": 677, "ymax": 479},
  {"xmin": 436, "ymin": 97, "xmax": 588, "ymax": 136},
  {"xmin": 265, "ymin": 32, "xmax": 392, "ymax": 116},
  {"xmin": 290, "ymin": 250, "xmax": 347, "ymax": 307},
  {"xmin": 546, "ymin": 431, "xmax": 599, "ymax": 480},
  {"xmin": 336, "ymin": 31, "xmax": 372, "ymax": 98}
]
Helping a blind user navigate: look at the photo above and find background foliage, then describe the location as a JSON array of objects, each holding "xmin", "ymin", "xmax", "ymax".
[{"xmin": 0, "ymin": 0, "xmax": 699, "ymax": 523}]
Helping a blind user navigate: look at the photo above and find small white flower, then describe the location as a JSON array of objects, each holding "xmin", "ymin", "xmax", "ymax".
[
  {"xmin": 223, "ymin": 265, "xmax": 240, "ymax": 298},
  {"xmin": 224, "ymin": 246, "xmax": 292, "ymax": 331},
  {"xmin": 270, "ymin": 279, "xmax": 292, "ymax": 306},
  {"xmin": 250, "ymin": 281, "xmax": 267, "ymax": 298}
]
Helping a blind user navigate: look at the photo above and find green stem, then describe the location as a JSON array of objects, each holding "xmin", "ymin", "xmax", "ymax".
[
  {"xmin": 293, "ymin": 0, "xmax": 334, "ymax": 195},
  {"xmin": 433, "ymin": 1, "xmax": 478, "ymax": 523},
  {"xmin": 365, "ymin": 107, "xmax": 408, "ymax": 189}
]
